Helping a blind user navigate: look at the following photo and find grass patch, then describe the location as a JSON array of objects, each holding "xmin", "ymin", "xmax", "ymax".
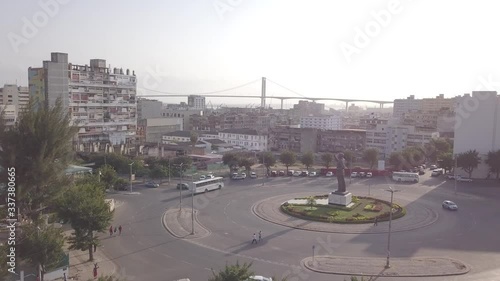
[{"xmin": 281, "ymin": 196, "xmax": 406, "ymax": 224}]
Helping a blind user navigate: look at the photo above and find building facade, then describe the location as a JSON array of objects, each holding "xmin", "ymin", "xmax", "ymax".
[
  {"xmin": 188, "ymin": 95, "xmax": 205, "ymax": 110},
  {"xmin": 218, "ymin": 128, "xmax": 268, "ymax": 151},
  {"xmin": 0, "ymin": 105, "xmax": 16, "ymax": 126},
  {"xmin": 137, "ymin": 118, "xmax": 183, "ymax": 144},
  {"xmin": 292, "ymin": 100, "xmax": 325, "ymax": 116},
  {"xmin": 29, "ymin": 53, "xmax": 137, "ymax": 152},
  {"xmin": 393, "ymin": 95, "xmax": 421, "ymax": 118},
  {"xmin": 137, "ymin": 98, "xmax": 163, "ymax": 120},
  {"xmin": 317, "ymin": 129, "xmax": 366, "ymax": 153},
  {"xmin": 300, "ymin": 115, "xmax": 342, "ymax": 130},
  {"xmin": 454, "ymin": 91, "xmax": 500, "ymax": 178},
  {"xmin": 268, "ymin": 127, "xmax": 318, "ymax": 153},
  {"xmin": 0, "ymin": 84, "xmax": 29, "ymax": 112}
]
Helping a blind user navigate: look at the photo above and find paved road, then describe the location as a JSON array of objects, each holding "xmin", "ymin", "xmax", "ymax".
[{"xmin": 101, "ymin": 173, "xmax": 500, "ymax": 281}]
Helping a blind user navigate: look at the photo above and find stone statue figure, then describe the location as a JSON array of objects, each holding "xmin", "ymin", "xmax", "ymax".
[{"xmin": 334, "ymin": 152, "xmax": 347, "ymax": 193}]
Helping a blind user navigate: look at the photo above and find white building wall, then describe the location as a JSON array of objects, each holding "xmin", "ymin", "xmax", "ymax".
[
  {"xmin": 218, "ymin": 132, "xmax": 268, "ymax": 151},
  {"xmin": 454, "ymin": 91, "xmax": 500, "ymax": 178},
  {"xmin": 300, "ymin": 115, "xmax": 342, "ymax": 130}
]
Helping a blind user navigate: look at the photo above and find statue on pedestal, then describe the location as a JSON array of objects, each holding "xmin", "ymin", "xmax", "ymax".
[{"xmin": 334, "ymin": 153, "xmax": 347, "ymax": 193}]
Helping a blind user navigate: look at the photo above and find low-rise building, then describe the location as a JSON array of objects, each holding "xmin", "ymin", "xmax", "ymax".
[
  {"xmin": 218, "ymin": 128, "xmax": 268, "ymax": 151},
  {"xmin": 137, "ymin": 118, "xmax": 183, "ymax": 144},
  {"xmin": 268, "ymin": 127, "xmax": 318, "ymax": 153},
  {"xmin": 317, "ymin": 129, "xmax": 366, "ymax": 153},
  {"xmin": 0, "ymin": 105, "xmax": 17, "ymax": 126}
]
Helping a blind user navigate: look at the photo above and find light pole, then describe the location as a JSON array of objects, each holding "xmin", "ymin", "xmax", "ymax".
[
  {"xmin": 454, "ymin": 155, "xmax": 458, "ymax": 195},
  {"xmin": 385, "ymin": 187, "xmax": 400, "ymax": 268},
  {"xmin": 129, "ymin": 162, "xmax": 134, "ymax": 193},
  {"xmin": 178, "ymin": 163, "xmax": 184, "ymax": 211},
  {"xmin": 168, "ymin": 157, "xmax": 171, "ymax": 184},
  {"xmin": 261, "ymin": 150, "xmax": 266, "ymax": 186},
  {"xmin": 98, "ymin": 170, "xmax": 101, "ymax": 183},
  {"xmin": 191, "ymin": 173, "xmax": 195, "ymax": 235}
]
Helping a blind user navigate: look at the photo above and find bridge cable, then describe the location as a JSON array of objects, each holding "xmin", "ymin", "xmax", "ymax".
[{"xmin": 140, "ymin": 78, "xmax": 261, "ymax": 96}]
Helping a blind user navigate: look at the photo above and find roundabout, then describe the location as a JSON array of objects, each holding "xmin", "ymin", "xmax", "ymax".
[{"xmin": 252, "ymin": 192, "xmax": 438, "ymax": 234}]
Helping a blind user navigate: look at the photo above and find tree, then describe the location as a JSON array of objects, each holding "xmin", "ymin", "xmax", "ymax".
[
  {"xmin": 190, "ymin": 131, "xmax": 198, "ymax": 148},
  {"xmin": 209, "ymin": 261, "xmax": 254, "ymax": 281},
  {"xmin": 171, "ymin": 156, "xmax": 193, "ymax": 176},
  {"xmin": 457, "ymin": 150, "xmax": 481, "ymax": 178},
  {"xmin": 259, "ymin": 151, "xmax": 276, "ymax": 175},
  {"xmin": 20, "ymin": 223, "xmax": 66, "ymax": 280},
  {"xmin": 321, "ymin": 153, "xmax": 334, "ymax": 169},
  {"xmin": 306, "ymin": 196, "xmax": 316, "ymax": 210},
  {"xmin": 388, "ymin": 152, "xmax": 404, "ymax": 170},
  {"xmin": 0, "ymin": 244, "xmax": 8, "ymax": 278},
  {"xmin": 239, "ymin": 157, "xmax": 255, "ymax": 172},
  {"xmin": 150, "ymin": 165, "xmax": 167, "ymax": 183},
  {"xmin": 56, "ymin": 183, "xmax": 113, "ymax": 261},
  {"xmin": 0, "ymin": 98, "xmax": 78, "ymax": 222},
  {"xmin": 301, "ymin": 152, "xmax": 314, "ymax": 171},
  {"xmin": 363, "ymin": 148, "xmax": 378, "ymax": 169},
  {"xmin": 280, "ymin": 151, "xmax": 296, "ymax": 174},
  {"xmin": 438, "ymin": 152, "xmax": 454, "ymax": 174},
  {"xmin": 402, "ymin": 147, "xmax": 423, "ymax": 167},
  {"xmin": 485, "ymin": 150, "xmax": 500, "ymax": 179},
  {"xmin": 343, "ymin": 151, "xmax": 355, "ymax": 167},
  {"xmin": 222, "ymin": 152, "xmax": 240, "ymax": 173},
  {"xmin": 99, "ymin": 164, "xmax": 118, "ymax": 190}
]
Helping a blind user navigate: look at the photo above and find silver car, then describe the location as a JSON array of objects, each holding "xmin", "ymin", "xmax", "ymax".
[{"xmin": 442, "ymin": 200, "xmax": 458, "ymax": 210}]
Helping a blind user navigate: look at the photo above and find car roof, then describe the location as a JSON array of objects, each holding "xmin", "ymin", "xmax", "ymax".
[{"xmin": 443, "ymin": 200, "xmax": 456, "ymax": 204}]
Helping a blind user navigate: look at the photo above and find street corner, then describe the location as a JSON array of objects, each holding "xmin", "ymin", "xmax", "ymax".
[
  {"xmin": 162, "ymin": 208, "xmax": 211, "ymax": 240},
  {"xmin": 301, "ymin": 255, "xmax": 471, "ymax": 277}
]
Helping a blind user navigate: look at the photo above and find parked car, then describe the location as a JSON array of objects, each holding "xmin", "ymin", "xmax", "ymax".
[
  {"xmin": 457, "ymin": 177, "xmax": 473, "ymax": 182},
  {"xmin": 300, "ymin": 171, "xmax": 309, "ymax": 177},
  {"xmin": 431, "ymin": 169, "xmax": 443, "ymax": 177},
  {"xmin": 233, "ymin": 175, "xmax": 245, "ymax": 180},
  {"xmin": 250, "ymin": 172, "xmax": 257, "ymax": 178},
  {"xmin": 442, "ymin": 200, "xmax": 458, "ymax": 210},
  {"xmin": 446, "ymin": 174, "xmax": 456, "ymax": 180},
  {"xmin": 358, "ymin": 172, "xmax": 366, "ymax": 177},
  {"xmin": 430, "ymin": 165, "xmax": 438, "ymax": 170},
  {"xmin": 206, "ymin": 174, "xmax": 215, "ymax": 179},
  {"xmin": 241, "ymin": 172, "xmax": 247, "ymax": 179},
  {"xmin": 418, "ymin": 170, "xmax": 425, "ymax": 175},
  {"xmin": 176, "ymin": 183, "xmax": 189, "ymax": 190},
  {"xmin": 145, "ymin": 182, "xmax": 159, "ymax": 188},
  {"xmin": 350, "ymin": 172, "xmax": 358, "ymax": 178},
  {"xmin": 199, "ymin": 175, "xmax": 206, "ymax": 180},
  {"xmin": 293, "ymin": 171, "xmax": 302, "ymax": 177},
  {"xmin": 366, "ymin": 172, "xmax": 373, "ymax": 178},
  {"xmin": 247, "ymin": 276, "xmax": 273, "ymax": 281},
  {"xmin": 278, "ymin": 170, "xmax": 285, "ymax": 176},
  {"xmin": 271, "ymin": 170, "xmax": 278, "ymax": 177},
  {"xmin": 325, "ymin": 171, "xmax": 334, "ymax": 177},
  {"xmin": 231, "ymin": 173, "xmax": 238, "ymax": 179},
  {"xmin": 309, "ymin": 171, "xmax": 317, "ymax": 177},
  {"xmin": 287, "ymin": 170, "xmax": 294, "ymax": 176}
]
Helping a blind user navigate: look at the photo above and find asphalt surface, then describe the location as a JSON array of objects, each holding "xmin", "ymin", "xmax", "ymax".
[{"xmin": 101, "ymin": 173, "xmax": 500, "ymax": 281}]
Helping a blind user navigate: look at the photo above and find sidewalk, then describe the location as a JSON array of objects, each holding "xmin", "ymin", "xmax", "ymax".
[
  {"xmin": 64, "ymin": 230, "xmax": 117, "ymax": 281},
  {"xmin": 302, "ymin": 256, "xmax": 470, "ymax": 277},
  {"xmin": 162, "ymin": 208, "xmax": 210, "ymax": 239}
]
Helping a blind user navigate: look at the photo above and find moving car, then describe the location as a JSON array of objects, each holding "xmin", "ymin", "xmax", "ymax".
[
  {"xmin": 145, "ymin": 182, "xmax": 159, "ymax": 188},
  {"xmin": 366, "ymin": 172, "xmax": 373, "ymax": 178},
  {"xmin": 176, "ymin": 183, "xmax": 189, "ymax": 190},
  {"xmin": 325, "ymin": 171, "xmax": 334, "ymax": 177},
  {"xmin": 250, "ymin": 172, "xmax": 257, "ymax": 178},
  {"xmin": 309, "ymin": 171, "xmax": 317, "ymax": 177},
  {"xmin": 247, "ymin": 276, "xmax": 273, "ymax": 281},
  {"xmin": 442, "ymin": 200, "xmax": 458, "ymax": 210},
  {"xmin": 456, "ymin": 177, "xmax": 473, "ymax": 182},
  {"xmin": 431, "ymin": 168, "xmax": 443, "ymax": 177}
]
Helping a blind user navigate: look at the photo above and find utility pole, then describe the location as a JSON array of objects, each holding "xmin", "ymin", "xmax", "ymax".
[
  {"xmin": 454, "ymin": 155, "xmax": 458, "ymax": 195},
  {"xmin": 191, "ymin": 174, "xmax": 195, "ymax": 235},
  {"xmin": 129, "ymin": 162, "xmax": 134, "ymax": 193},
  {"xmin": 385, "ymin": 187, "xmax": 400, "ymax": 268},
  {"xmin": 262, "ymin": 150, "xmax": 265, "ymax": 186},
  {"xmin": 168, "ymin": 157, "xmax": 171, "ymax": 184},
  {"xmin": 179, "ymin": 163, "xmax": 184, "ymax": 211}
]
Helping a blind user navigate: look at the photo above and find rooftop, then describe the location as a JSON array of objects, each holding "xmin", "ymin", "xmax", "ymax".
[{"xmin": 220, "ymin": 128, "xmax": 260, "ymax": 135}]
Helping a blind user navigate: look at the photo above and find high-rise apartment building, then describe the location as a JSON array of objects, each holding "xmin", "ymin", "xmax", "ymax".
[
  {"xmin": 300, "ymin": 115, "xmax": 342, "ymax": 130},
  {"xmin": 393, "ymin": 94, "xmax": 457, "ymax": 118},
  {"xmin": 0, "ymin": 84, "xmax": 29, "ymax": 111},
  {"xmin": 188, "ymin": 95, "xmax": 205, "ymax": 109},
  {"xmin": 137, "ymin": 98, "xmax": 163, "ymax": 120},
  {"xmin": 28, "ymin": 52, "xmax": 137, "ymax": 150}
]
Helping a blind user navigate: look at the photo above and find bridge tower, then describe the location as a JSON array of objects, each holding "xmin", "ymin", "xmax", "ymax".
[{"xmin": 261, "ymin": 77, "xmax": 266, "ymax": 110}]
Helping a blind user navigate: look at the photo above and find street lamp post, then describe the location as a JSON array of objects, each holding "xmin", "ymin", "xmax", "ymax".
[
  {"xmin": 129, "ymin": 162, "xmax": 134, "ymax": 193},
  {"xmin": 385, "ymin": 187, "xmax": 400, "ymax": 268},
  {"xmin": 454, "ymin": 155, "xmax": 458, "ymax": 195},
  {"xmin": 191, "ymin": 173, "xmax": 195, "ymax": 235},
  {"xmin": 178, "ymin": 163, "xmax": 184, "ymax": 211},
  {"xmin": 262, "ymin": 150, "xmax": 266, "ymax": 186},
  {"xmin": 168, "ymin": 157, "xmax": 171, "ymax": 184}
]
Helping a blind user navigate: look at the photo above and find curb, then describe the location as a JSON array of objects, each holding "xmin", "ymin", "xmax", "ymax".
[
  {"xmin": 251, "ymin": 193, "xmax": 439, "ymax": 234},
  {"xmin": 301, "ymin": 256, "xmax": 471, "ymax": 277},
  {"xmin": 161, "ymin": 209, "xmax": 211, "ymax": 239}
]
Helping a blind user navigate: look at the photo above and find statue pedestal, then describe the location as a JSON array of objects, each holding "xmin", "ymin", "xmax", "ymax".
[{"xmin": 328, "ymin": 192, "xmax": 353, "ymax": 207}]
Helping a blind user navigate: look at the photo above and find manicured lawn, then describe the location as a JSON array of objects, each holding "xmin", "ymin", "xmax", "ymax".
[{"xmin": 282, "ymin": 196, "xmax": 405, "ymax": 224}]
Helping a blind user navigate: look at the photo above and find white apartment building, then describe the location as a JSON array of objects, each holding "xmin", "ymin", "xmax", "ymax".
[
  {"xmin": 366, "ymin": 123, "xmax": 439, "ymax": 158},
  {"xmin": 29, "ymin": 53, "xmax": 137, "ymax": 150},
  {"xmin": 162, "ymin": 130, "xmax": 218, "ymax": 144},
  {"xmin": 188, "ymin": 95, "xmax": 205, "ymax": 110},
  {"xmin": 300, "ymin": 115, "xmax": 342, "ymax": 130},
  {"xmin": 393, "ymin": 95, "xmax": 422, "ymax": 118},
  {"xmin": 219, "ymin": 128, "xmax": 268, "ymax": 151},
  {"xmin": 393, "ymin": 94, "xmax": 456, "ymax": 118},
  {"xmin": 0, "ymin": 105, "xmax": 17, "ymax": 126},
  {"xmin": 454, "ymin": 91, "xmax": 500, "ymax": 178},
  {"xmin": 0, "ymin": 84, "xmax": 29, "ymax": 112}
]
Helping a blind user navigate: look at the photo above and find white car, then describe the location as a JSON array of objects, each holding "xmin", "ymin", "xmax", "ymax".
[
  {"xmin": 206, "ymin": 174, "xmax": 215, "ymax": 179},
  {"xmin": 350, "ymin": 172, "xmax": 358, "ymax": 178},
  {"xmin": 457, "ymin": 177, "xmax": 473, "ymax": 182},
  {"xmin": 241, "ymin": 172, "xmax": 247, "ymax": 179},
  {"xmin": 199, "ymin": 175, "xmax": 206, "ymax": 180},
  {"xmin": 309, "ymin": 171, "xmax": 317, "ymax": 177},
  {"xmin": 442, "ymin": 200, "xmax": 458, "ymax": 210},
  {"xmin": 325, "ymin": 171, "xmax": 334, "ymax": 177},
  {"xmin": 293, "ymin": 171, "xmax": 302, "ymax": 177},
  {"xmin": 247, "ymin": 276, "xmax": 273, "ymax": 281},
  {"xmin": 366, "ymin": 172, "xmax": 373, "ymax": 178},
  {"xmin": 250, "ymin": 172, "xmax": 257, "ymax": 178}
]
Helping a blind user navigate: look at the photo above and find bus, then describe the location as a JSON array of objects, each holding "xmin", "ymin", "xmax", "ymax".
[
  {"xmin": 392, "ymin": 172, "xmax": 419, "ymax": 183},
  {"xmin": 190, "ymin": 177, "xmax": 224, "ymax": 194}
]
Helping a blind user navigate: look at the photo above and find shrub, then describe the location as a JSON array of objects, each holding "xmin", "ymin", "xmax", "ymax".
[
  {"xmin": 353, "ymin": 213, "xmax": 362, "ymax": 218},
  {"xmin": 364, "ymin": 204, "xmax": 373, "ymax": 211},
  {"xmin": 373, "ymin": 205, "xmax": 383, "ymax": 212},
  {"xmin": 329, "ymin": 211, "xmax": 339, "ymax": 217},
  {"xmin": 327, "ymin": 216, "xmax": 336, "ymax": 223},
  {"xmin": 352, "ymin": 196, "xmax": 360, "ymax": 203}
]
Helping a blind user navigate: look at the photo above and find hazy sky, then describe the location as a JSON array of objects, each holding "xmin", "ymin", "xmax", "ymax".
[{"xmin": 2, "ymin": 0, "xmax": 500, "ymax": 108}]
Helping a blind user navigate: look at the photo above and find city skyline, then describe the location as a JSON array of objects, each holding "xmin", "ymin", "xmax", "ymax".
[{"xmin": 2, "ymin": 0, "xmax": 500, "ymax": 107}]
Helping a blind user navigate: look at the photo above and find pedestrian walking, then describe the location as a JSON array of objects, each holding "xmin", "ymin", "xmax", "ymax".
[
  {"xmin": 118, "ymin": 225, "xmax": 122, "ymax": 235},
  {"xmin": 36, "ymin": 274, "xmax": 40, "ymax": 281},
  {"xmin": 63, "ymin": 272, "xmax": 67, "ymax": 281},
  {"xmin": 258, "ymin": 231, "xmax": 262, "ymax": 241},
  {"xmin": 93, "ymin": 263, "xmax": 99, "ymax": 279},
  {"xmin": 251, "ymin": 233, "xmax": 257, "ymax": 244},
  {"xmin": 374, "ymin": 217, "xmax": 378, "ymax": 226},
  {"xmin": 109, "ymin": 226, "xmax": 113, "ymax": 236},
  {"xmin": 114, "ymin": 226, "xmax": 117, "ymax": 234}
]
